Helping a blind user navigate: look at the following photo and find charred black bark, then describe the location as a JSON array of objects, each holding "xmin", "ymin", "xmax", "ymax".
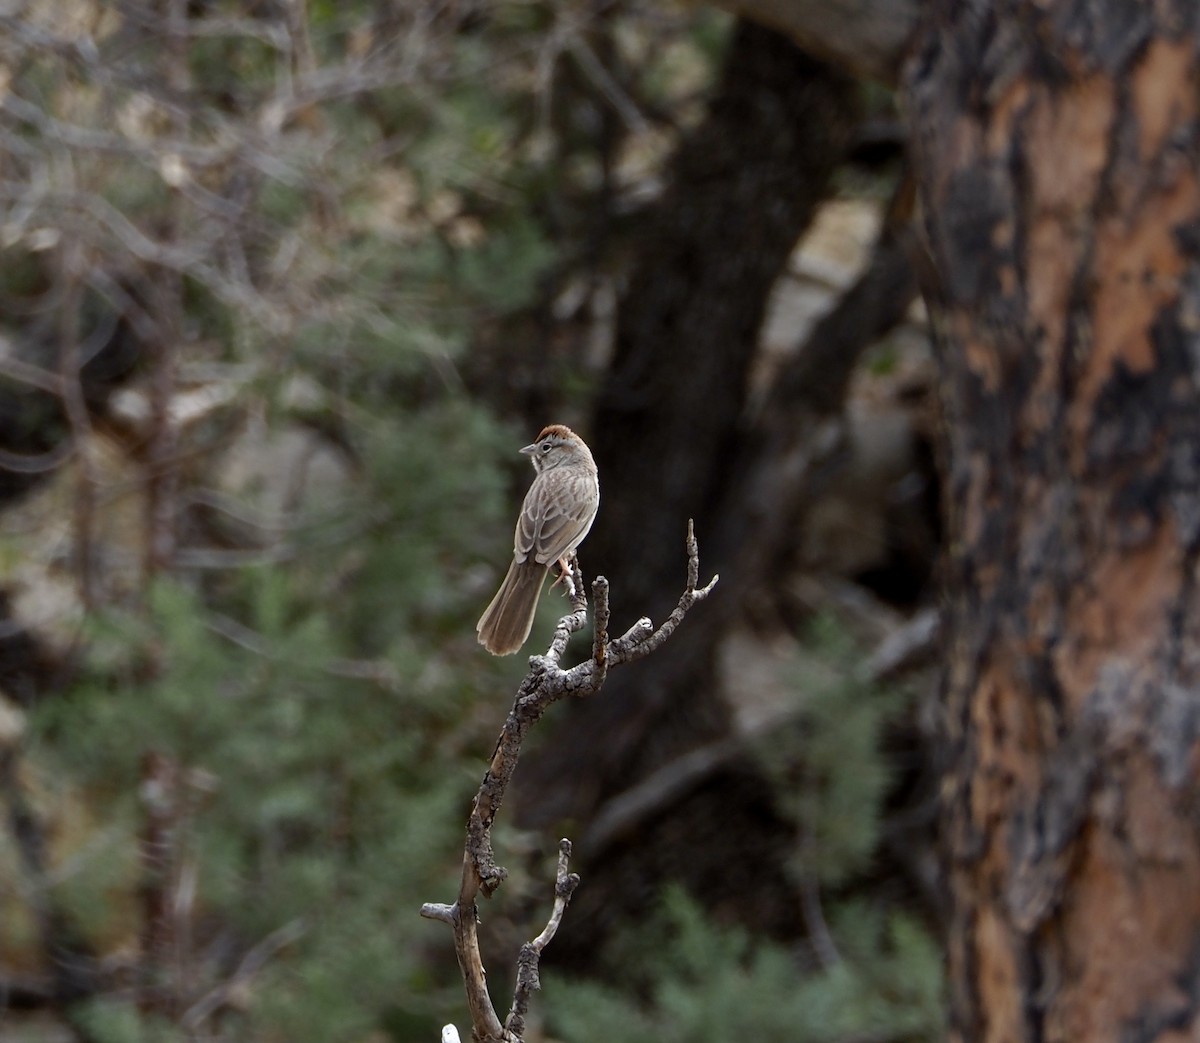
[{"xmin": 907, "ymin": 2, "xmax": 1200, "ymax": 1039}]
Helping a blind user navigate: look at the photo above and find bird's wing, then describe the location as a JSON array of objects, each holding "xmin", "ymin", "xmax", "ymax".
[{"xmin": 514, "ymin": 469, "xmax": 597, "ymax": 566}]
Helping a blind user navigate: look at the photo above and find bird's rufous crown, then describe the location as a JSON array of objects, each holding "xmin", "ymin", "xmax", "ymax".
[{"xmin": 535, "ymin": 424, "xmax": 577, "ymax": 442}]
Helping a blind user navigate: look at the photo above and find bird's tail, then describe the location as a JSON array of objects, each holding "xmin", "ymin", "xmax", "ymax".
[{"xmin": 476, "ymin": 560, "xmax": 546, "ymax": 655}]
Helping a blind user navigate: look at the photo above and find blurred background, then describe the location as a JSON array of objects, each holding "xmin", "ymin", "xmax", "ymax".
[{"xmin": 0, "ymin": 3, "xmax": 946, "ymax": 1040}]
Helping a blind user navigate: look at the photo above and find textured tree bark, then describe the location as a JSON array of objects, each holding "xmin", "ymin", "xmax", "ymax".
[{"xmin": 907, "ymin": 3, "xmax": 1200, "ymax": 1040}]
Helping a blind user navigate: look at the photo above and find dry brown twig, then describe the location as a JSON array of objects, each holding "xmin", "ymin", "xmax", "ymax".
[{"xmin": 421, "ymin": 520, "xmax": 717, "ymax": 1042}]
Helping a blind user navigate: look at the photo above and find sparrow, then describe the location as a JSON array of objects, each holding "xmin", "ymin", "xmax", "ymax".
[{"xmin": 476, "ymin": 425, "xmax": 600, "ymax": 655}]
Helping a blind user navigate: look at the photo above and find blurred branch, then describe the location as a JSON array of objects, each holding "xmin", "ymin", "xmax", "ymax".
[
  {"xmin": 567, "ymin": 37, "xmax": 650, "ymax": 135},
  {"xmin": 421, "ymin": 522, "xmax": 717, "ymax": 1042},
  {"xmin": 137, "ymin": 750, "xmax": 183, "ymax": 1014},
  {"xmin": 0, "ymin": 353, "xmax": 66, "ymax": 396},
  {"xmin": 863, "ymin": 605, "xmax": 940, "ymax": 682},
  {"xmin": 179, "ymin": 919, "xmax": 307, "ymax": 1033},
  {"xmin": 58, "ymin": 240, "xmax": 98, "ymax": 608},
  {"xmin": 0, "ymin": 441, "xmax": 76, "ymax": 475},
  {"xmin": 581, "ymin": 602, "xmax": 941, "ymax": 862},
  {"xmin": 583, "ymin": 736, "xmax": 741, "ymax": 856}
]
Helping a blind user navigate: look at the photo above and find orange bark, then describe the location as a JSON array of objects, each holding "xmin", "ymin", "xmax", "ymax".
[{"xmin": 909, "ymin": 2, "xmax": 1200, "ymax": 1040}]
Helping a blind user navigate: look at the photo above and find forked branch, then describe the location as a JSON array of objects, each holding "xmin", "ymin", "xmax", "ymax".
[{"xmin": 420, "ymin": 521, "xmax": 717, "ymax": 1042}]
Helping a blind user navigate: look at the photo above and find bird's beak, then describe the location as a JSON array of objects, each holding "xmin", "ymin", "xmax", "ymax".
[{"xmin": 519, "ymin": 442, "xmax": 538, "ymax": 456}]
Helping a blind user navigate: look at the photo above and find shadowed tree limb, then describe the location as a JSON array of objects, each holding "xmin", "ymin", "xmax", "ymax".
[{"xmin": 713, "ymin": 0, "xmax": 923, "ymax": 83}]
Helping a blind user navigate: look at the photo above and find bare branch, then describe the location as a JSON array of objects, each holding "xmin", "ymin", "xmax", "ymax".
[
  {"xmin": 421, "ymin": 523, "xmax": 718, "ymax": 1042},
  {"xmin": 591, "ymin": 575, "xmax": 610, "ymax": 686},
  {"xmin": 504, "ymin": 839, "xmax": 580, "ymax": 1040},
  {"xmin": 545, "ymin": 555, "xmax": 591, "ymax": 667},
  {"xmin": 608, "ymin": 519, "xmax": 719, "ymax": 666},
  {"xmin": 419, "ymin": 902, "xmax": 455, "ymax": 926}
]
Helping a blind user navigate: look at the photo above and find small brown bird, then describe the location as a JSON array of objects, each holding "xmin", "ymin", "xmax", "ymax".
[{"xmin": 476, "ymin": 424, "xmax": 600, "ymax": 655}]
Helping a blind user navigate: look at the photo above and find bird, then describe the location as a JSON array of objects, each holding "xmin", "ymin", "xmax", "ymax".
[{"xmin": 476, "ymin": 424, "xmax": 600, "ymax": 655}]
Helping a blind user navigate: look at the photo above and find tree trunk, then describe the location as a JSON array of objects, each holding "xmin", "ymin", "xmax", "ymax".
[
  {"xmin": 907, "ymin": 2, "xmax": 1200, "ymax": 1040},
  {"xmin": 714, "ymin": 0, "xmax": 921, "ymax": 83},
  {"xmin": 513, "ymin": 22, "xmax": 857, "ymax": 963},
  {"xmin": 587, "ymin": 19, "xmax": 856, "ymax": 625},
  {"xmin": 519, "ymin": 20, "xmax": 856, "ymax": 819}
]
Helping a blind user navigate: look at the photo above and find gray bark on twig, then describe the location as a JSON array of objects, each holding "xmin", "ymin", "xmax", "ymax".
[{"xmin": 420, "ymin": 523, "xmax": 717, "ymax": 1043}]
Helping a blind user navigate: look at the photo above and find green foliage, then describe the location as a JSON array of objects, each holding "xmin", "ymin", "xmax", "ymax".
[
  {"xmin": 4, "ymin": 5, "xmax": 584, "ymax": 1027},
  {"xmin": 23, "ymin": 393, "xmax": 520, "ymax": 1037},
  {"xmin": 546, "ymin": 888, "xmax": 943, "ymax": 1043},
  {"xmin": 348, "ymin": 403, "xmax": 513, "ymax": 656},
  {"xmin": 70, "ymin": 999, "xmax": 183, "ymax": 1043},
  {"xmin": 543, "ymin": 619, "xmax": 944, "ymax": 1043},
  {"xmin": 757, "ymin": 615, "xmax": 900, "ymax": 887},
  {"xmin": 0, "ymin": 4, "xmax": 902, "ymax": 1036},
  {"xmin": 455, "ymin": 213, "xmax": 558, "ymax": 314}
]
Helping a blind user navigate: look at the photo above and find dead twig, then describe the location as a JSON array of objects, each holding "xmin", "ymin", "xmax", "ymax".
[
  {"xmin": 504, "ymin": 838, "xmax": 579, "ymax": 1040},
  {"xmin": 421, "ymin": 521, "xmax": 717, "ymax": 1042}
]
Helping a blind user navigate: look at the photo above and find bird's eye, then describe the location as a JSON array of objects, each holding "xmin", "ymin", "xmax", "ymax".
[{"xmin": 541, "ymin": 442, "xmax": 553, "ymax": 452}]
